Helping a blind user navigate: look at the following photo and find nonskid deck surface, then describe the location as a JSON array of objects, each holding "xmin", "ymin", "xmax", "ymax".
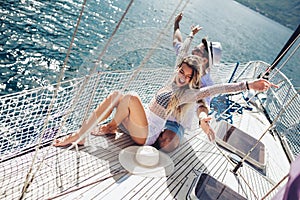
[{"xmin": 0, "ymin": 97, "xmax": 290, "ymax": 200}]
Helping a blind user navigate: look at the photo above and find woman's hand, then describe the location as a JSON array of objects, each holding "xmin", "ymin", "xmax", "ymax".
[
  {"xmin": 199, "ymin": 116, "xmax": 215, "ymax": 141},
  {"xmin": 248, "ymin": 79, "xmax": 279, "ymax": 92}
]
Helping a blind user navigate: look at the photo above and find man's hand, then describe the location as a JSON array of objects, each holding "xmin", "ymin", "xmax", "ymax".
[
  {"xmin": 174, "ymin": 12, "xmax": 183, "ymax": 32},
  {"xmin": 190, "ymin": 24, "xmax": 202, "ymax": 36}
]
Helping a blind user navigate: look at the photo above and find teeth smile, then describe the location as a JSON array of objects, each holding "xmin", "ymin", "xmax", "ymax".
[{"xmin": 179, "ymin": 78, "xmax": 185, "ymax": 84}]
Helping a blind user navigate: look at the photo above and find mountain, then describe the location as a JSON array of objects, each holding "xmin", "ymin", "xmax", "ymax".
[{"xmin": 235, "ymin": 0, "xmax": 300, "ymax": 30}]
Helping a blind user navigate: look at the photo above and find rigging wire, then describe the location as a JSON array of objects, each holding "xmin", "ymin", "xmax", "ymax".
[
  {"xmin": 16, "ymin": 0, "xmax": 298, "ymax": 198},
  {"xmin": 210, "ymin": 139, "xmax": 260, "ymax": 199},
  {"xmin": 80, "ymin": 0, "xmax": 135, "ymax": 135},
  {"xmin": 53, "ymin": 0, "xmax": 136, "ymax": 150},
  {"xmin": 73, "ymin": 0, "xmax": 190, "ymax": 148},
  {"xmin": 261, "ymin": 174, "xmax": 289, "ymax": 200},
  {"xmin": 28, "ymin": 0, "xmax": 137, "ymax": 196},
  {"xmin": 211, "ymin": 31, "xmax": 300, "ymax": 198},
  {"xmin": 268, "ymin": 24, "xmax": 300, "ymax": 73},
  {"xmin": 231, "ymin": 92, "xmax": 299, "ymax": 174},
  {"xmin": 18, "ymin": 0, "xmax": 191, "ymax": 198},
  {"xmin": 215, "ymin": 36, "xmax": 300, "ymax": 124},
  {"xmin": 19, "ymin": 0, "xmax": 88, "ymax": 198},
  {"xmin": 269, "ymin": 42, "xmax": 300, "ymax": 80}
]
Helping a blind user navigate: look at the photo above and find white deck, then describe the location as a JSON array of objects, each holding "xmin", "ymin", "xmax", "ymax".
[{"xmin": 0, "ymin": 96, "xmax": 291, "ymax": 200}]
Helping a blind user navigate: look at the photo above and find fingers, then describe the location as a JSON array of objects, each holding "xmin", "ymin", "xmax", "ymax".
[
  {"xmin": 191, "ymin": 24, "xmax": 202, "ymax": 32},
  {"xmin": 175, "ymin": 12, "xmax": 183, "ymax": 22},
  {"xmin": 207, "ymin": 127, "xmax": 215, "ymax": 141},
  {"xmin": 269, "ymin": 82, "xmax": 279, "ymax": 88},
  {"xmin": 262, "ymin": 80, "xmax": 279, "ymax": 91},
  {"xmin": 249, "ymin": 79, "xmax": 279, "ymax": 91},
  {"xmin": 199, "ymin": 117, "xmax": 215, "ymax": 141}
]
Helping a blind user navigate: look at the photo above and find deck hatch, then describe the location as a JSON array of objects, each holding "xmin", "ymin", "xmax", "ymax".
[{"xmin": 211, "ymin": 120, "xmax": 266, "ymax": 170}]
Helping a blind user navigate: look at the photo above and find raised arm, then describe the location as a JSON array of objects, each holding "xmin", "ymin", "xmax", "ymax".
[
  {"xmin": 173, "ymin": 12, "xmax": 202, "ymax": 67},
  {"xmin": 173, "ymin": 12, "xmax": 183, "ymax": 46},
  {"xmin": 195, "ymin": 79, "xmax": 277, "ymax": 141}
]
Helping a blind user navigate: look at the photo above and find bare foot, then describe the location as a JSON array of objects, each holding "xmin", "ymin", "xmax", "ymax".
[
  {"xmin": 91, "ymin": 123, "xmax": 118, "ymax": 136},
  {"xmin": 53, "ymin": 133, "xmax": 85, "ymax": 147}
]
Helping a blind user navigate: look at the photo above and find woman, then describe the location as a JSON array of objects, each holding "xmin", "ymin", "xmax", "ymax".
[
  {"xmin": 53, "ymin": 55, "xmax": 277, "ymax": 149},
  {"xmin": 171, "ymin": 12, "xmax": 220, "ymax": 143}
]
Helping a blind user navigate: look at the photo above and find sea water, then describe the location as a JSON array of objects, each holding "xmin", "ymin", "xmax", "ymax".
[{"xmin": 0, "ymin": 0, "xmax": 299, "ymax": 96}]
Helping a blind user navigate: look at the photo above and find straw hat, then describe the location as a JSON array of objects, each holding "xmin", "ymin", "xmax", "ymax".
[{"xmin": 119, "ymin": 146, "xmax": 174, "ymax": 177}]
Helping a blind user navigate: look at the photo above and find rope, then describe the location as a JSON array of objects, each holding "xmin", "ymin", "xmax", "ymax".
[
  {"xmin": 79, "ymin": 0, "xmax": 135, "ymax": 134},
  {"xmin": 68, "ymin": 0, "xmax": 189, "ymax": 149},
  {"xmin": 214, "ymin": 36, "xmax": 300, "ymax": 123},
  {"xmin": 19, "ymin": 0, "xmax": 88, "ymax": 199},
  {"xmin": 21, "ymin": 0, "xmax": 191, "ymax": 197},
  {"xmin": 49, "ymin": 170, "xmax": 127, "ymax": 199},
  {"xmin": 231, "ymin": 92, "xmax": 299, "ymax": 174},
  {"xmin": 261, "ymin": 174, "xmax": 289, "ymax": 200}
]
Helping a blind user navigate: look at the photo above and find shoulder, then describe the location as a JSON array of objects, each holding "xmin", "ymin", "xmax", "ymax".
[{"xmin": 201, "ymin": 73, "xmax": 214, "ymax": 87}]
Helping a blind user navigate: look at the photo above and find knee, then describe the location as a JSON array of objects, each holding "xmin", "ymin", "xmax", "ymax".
[
  {"xmin": 109, "ymin": 91, "xmax": 123, "ymax": 100},
  {"xmin": 107, "ymin": 91, "xmax": 124, "ymax": 106},
  {"xmin": 124, "ymin": 93, "xmax": 140, "ymax": 105},
  {"xmin": 133, "ymin": 137, "xmax": 146, "ymax": 145}
]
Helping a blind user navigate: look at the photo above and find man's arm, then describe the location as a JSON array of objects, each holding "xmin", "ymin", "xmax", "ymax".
[
  {"xmin": 173, "ymin": 12, "xmax": 202, "ymax": 67},
  {"xmin": 173, "ymin": 12, "xmax": 183, "ymax": 46}
]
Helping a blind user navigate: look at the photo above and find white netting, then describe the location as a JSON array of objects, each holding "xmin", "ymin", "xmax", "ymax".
[
  {"xmin": 0, "ymin": 67, "xmax": 173, "ymax": 161},
  {"xmin": 262, "ymin": 67, "xmax": 300, "ymax": 159},
  {"xmin": 211, "ymin": 61, "xmax": 300, "ymax": 159},
  {"xmin": 0, "ymin": 61, "xmax": 299, "ymax": 161},
  {"xmin": 0, "ymin": 61, "xmax": 299, "ymax": 199}
]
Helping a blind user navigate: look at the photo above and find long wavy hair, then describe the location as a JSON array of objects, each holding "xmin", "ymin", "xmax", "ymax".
[{"xmin": 166, "ymin": 55, "xmax": 203, "ymax": 121}]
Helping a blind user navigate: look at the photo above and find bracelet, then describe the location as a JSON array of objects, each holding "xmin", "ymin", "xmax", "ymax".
[{"xmin": 245, "ymin": 81, "xmax": 250, "ymax": 90}]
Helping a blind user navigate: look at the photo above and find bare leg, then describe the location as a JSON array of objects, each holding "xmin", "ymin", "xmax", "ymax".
[
  {"xmin": 101, "ymin": 93, "xmax": 148, "ymax": 145},
  {"xmin": 116, "ymin": 94, "xmax": 148, "ymax": 144},
  {"xmin": 53, "ymin": 91, "xmax": 123, "ymax": 147}
]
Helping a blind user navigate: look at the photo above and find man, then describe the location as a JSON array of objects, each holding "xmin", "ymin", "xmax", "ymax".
[{"xmin": 157, "ymin": 12, "xmax": 223, "ymax": 152}]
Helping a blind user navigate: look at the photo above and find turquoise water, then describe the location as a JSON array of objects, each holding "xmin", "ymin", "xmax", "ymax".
[{"xmin": 0, "ymin": 0, "xmax": 299, "ymax": 96}]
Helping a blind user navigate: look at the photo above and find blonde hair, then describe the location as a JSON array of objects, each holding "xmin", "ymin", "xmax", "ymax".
[{"xmin": 167, "ymin": 55, "xmax": 203, "ymax": 120}]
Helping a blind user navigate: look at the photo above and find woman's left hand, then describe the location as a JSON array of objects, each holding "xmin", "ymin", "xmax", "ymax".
[{"xmin": 248, "ymin": 79, "xmax": 279, "ymax": 92}]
